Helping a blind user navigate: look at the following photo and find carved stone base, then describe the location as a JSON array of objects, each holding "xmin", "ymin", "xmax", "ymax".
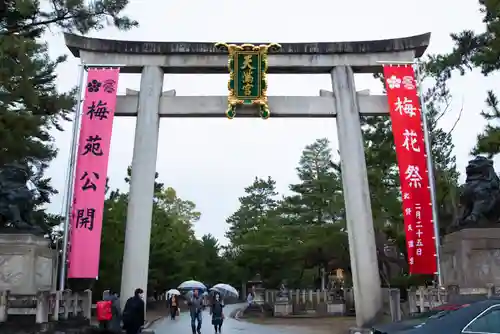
[
  {"xmin": 326, "ymin": 301, "xmax": 346, "ymax": 315},
  {"xmin": 0, "ymin": 234, "xmax": 56, "ymax": 294},
  {"xmin": 441, "ymin": 228, "xmax": 500, "ymax": 288},
  {"xmin": 273, "ymin": 302, "xmax": 292, "ymax": 316}
]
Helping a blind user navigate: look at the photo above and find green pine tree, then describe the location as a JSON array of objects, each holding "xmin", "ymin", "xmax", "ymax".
[
  {"xmin": 225, "ymin": 177, "xmax": 291, "ymax": 285},
  {"xmin": 285, "ymin": 138, "xmax": 344, "ymax": 225},
  {"xmin": 225, "ymin": 176, "xmax": 278, "ymax": 246},
  {"xmin": 427, "ymin": 0, "xmax": 500, "ymax": 156},
  {"xmin": 471, "ymin": 91, "xmax": 500, "ymax": 157},
  {"xmin": 1, "ymin": 0, "xmax": 137, "ymax": 37},
  {"xmin": 279, "ymin": 139, "xmax": 349, "ymax": 286}
]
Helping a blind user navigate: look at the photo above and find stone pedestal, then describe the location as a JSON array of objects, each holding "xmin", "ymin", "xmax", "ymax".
[
  {"xmin": 274, "ymin": 301, "xmax": 292, "ymax": 316},
  {"xmin": 326, "ymin": 301, "xmax": 346, "ymax": 315},
  {"xmin": 441, "ymin": 228, "xmax": 500, "ymax": 288},
  {"xmin": 0, "ymin": 234, "xmax": 56, "ymax": 294}
]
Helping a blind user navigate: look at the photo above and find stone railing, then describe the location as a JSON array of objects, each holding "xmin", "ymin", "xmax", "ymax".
[
  {"xmin": 265, "ymin": 289, "xmax": 352, "ymax": 305},
  {"xmin": 0, "ymin": 289, "xmax": 92, "ymax": 324},
  {"xmin": 262, "ymin": 285, "xmax": 498, "ymax": 319},
  {"xmin": 264, "ymin": 289, "xmax": 352, "ymax": 316},
  {"xmin": 386, "ymin": 284, "xmax": 498, "ymax": 322}
]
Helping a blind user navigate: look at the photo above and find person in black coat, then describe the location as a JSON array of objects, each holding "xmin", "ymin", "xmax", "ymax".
[
  {"xmin": 168, "ymin": 294, "xmax": 179, "ymax": 320},
  {"xmin": 210, "ymin": 293, "xmax": 225, "ymax": 333},
  {"xmin": 122, "ymin": 288, "xmax": 145, "ymax": 334}
]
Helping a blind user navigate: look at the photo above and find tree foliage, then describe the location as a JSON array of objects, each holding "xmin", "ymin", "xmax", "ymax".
[
  {"xmin": 1, "ymin": 0, "xmax": 137, "ymax": 37},
  {"xmin": 96, "ymin": 167, "xmax": 226, "ymax": 296},
  {"xmin": 427, "ymin": 0, "xmax": 500, "ymax": 157},
  {"xmin": 221, "ymin": 60, "xmax": 460, "ymax": 289},
  {"xmin": 0, "ymin": 0, "xmax": 135, "ymax": 232}
]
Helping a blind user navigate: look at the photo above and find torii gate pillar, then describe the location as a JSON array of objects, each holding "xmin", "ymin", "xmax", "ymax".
[
  {"xmin": 64, "ymin": 32, "xmax": 430, "ymax": 328},
  {"xmin": 332, "ymin": 66, "xmax": 381, "ymax": 325},
  {"xmin": 120, "ymin": 66, "xmax": 164, "ymax": 307}
]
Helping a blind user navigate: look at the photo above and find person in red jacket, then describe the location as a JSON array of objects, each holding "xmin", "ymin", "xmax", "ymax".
[{"xmin": 97, "ymin": 289, "xmax": 121, "ymax": 332}]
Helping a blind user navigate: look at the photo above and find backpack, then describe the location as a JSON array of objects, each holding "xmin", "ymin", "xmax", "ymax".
[{"xmin": 96, "ymin": 300, "xmax": 113, "ymax": 321}]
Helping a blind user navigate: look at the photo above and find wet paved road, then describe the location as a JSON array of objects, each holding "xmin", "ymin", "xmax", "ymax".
[{"xmin": 151, "ymin": 304, "xmax": 321, "ymax": 334}]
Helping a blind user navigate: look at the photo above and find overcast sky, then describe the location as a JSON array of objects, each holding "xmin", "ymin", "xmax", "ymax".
[{"xmin": 44, "ymin": 0, "xmax": 499, "ymax": 244}]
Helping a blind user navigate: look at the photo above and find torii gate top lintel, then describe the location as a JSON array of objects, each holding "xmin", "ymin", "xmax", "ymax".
[{"xmin": 64, "ymin": 32, "xmax": 430, "ymax": 74}]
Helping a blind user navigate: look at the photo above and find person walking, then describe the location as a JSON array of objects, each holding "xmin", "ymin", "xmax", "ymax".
[
  {"xmin": 123, "ymin": 288, "xmax": 145, "ymax": 334},
  {"xmin": 188, "ymin": 289, "xmax": 204, "ymax": 334},
  {"xmin": 210, "ymin": 293, "xmax": 224, "ymax": 333},
  {"xmin": 168, "ymin": 294, "xmax": 179, "ymax": 320},
  {"xmin": 246, "ymin": 291, "xmax": 253, "ymax": 306},
  {"xmin": 96, "ymin": 289, "xmax": 121, "ymax": 333}
]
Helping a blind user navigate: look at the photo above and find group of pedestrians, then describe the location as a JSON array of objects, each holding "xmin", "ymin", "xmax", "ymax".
[
  {"xmin": 96, "ymin": 288, "xmax": 145, "ymax": 334},
  {"xmin": 98, "ymin": 287, "xmax": 226, "ymax": 334},
  {"xmin": 167, "ymin": 288, "xmax": 225, "ymax": 334}
]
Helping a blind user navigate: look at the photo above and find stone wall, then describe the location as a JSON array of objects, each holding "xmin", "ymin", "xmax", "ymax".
[{"xmin": 441, "ymin": 228, "xmax": 500, "ymax": 287}]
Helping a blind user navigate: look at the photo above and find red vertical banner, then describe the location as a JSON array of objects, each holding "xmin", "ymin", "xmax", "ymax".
[
  {"xmin": 383, "ymin": 65, "xmax": 437, "ymax": 275},
  {"xmin": 68, "ymin": 68, "xmax": 120, "ymax": 278}
]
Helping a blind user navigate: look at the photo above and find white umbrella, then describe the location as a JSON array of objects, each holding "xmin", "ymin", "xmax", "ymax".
[
  {"xmin": 166, "ymin": 289, "xmax": 180, "ymax": 296},
  {"xmin": 178, "ymin": 280, "xmax": 207, "ymax": 291},
  {"xmin": 211, "ymin": 283, "xmax": 239, "ymax": 298}
]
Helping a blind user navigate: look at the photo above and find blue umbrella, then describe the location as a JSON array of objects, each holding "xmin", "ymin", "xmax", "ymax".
[{"xmin": 178, "ymin": 280, "xmax": 207, "ymax": 291}]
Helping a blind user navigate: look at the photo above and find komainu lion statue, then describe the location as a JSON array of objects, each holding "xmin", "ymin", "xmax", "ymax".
[
  {"xmin": 0, "ymin": 163, "xmax": 44, "ymax": 235},
  {"xmin": 452, "ymin": 156, "xmax": 500, "ymax": 232}
]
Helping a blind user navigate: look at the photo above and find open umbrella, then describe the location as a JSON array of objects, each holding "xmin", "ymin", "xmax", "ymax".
[
  {"xmin": 166, "ymin": 289, "xmax": 180, "ymax": 296},
  {"xmin": 210, "ymin": 283, "xmax": 239, "ymax": 298},
  {"xmin": 178, "ymin": 280, "xmax": 207, "ymax": 291}
]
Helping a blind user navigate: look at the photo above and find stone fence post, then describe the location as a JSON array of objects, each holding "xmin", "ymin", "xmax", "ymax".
[
  {"xmin": 446, "ymin": 285, "xmax": 460, "ymax": 303},
  {"xmin": 487, "ymin": 284, "xmax": 496, "ymax": 298},
  {"xmin": 82, "ymin": 289, "xmax": 92, "ymax": 319},
  {"xmin": 418, "ymin": 286, "xmax": 425, "ymax": 311},
  {"xmin": 72, "ymin": 291, "xmax": 79, "ymax": 316},
  {"xmin": 0, "ymin": 290, "xmax": 9, "ymax": 323},
  {"xmin": 388, "ymin": 289, "xmax": 401, "ymax": 322},
  {"xmin": 408, "ymin": 287, "xmax": 418, "ymax": 314},
  {"xmin": 63, "ymin": 289, "xmax": 72, "ymax": 319},
  {"xmin": 52, "ymin": 291, "xmax": 61, "ymax": 321},
  {"xmin": 35, "ymin": 291, "xmax": 49, "ymax": 324}
]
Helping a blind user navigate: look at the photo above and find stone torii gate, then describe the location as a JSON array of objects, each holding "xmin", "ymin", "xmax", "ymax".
[{"xmin": 64, "ymin": 32, "xmax": 430, "ymax": 327}]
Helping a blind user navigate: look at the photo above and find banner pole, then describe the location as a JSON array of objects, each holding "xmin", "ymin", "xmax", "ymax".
[
  {"xmin": 59, "ymin": 63, "xmax": 86, "ymax": 291},
  {"xmin": 414, "ymin": 61, "xmax": 444, "ymax": 287}
]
